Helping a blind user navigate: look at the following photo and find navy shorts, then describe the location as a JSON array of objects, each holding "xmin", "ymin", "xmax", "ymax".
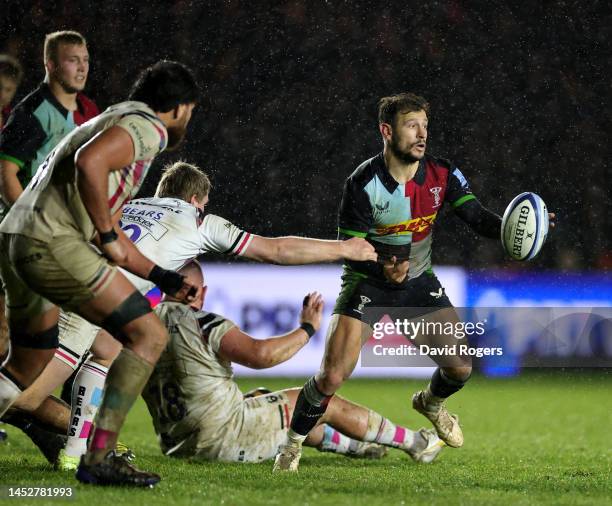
[{"xmin": 333, "ymin": 269, "xmax": 453, "ymax": 327}]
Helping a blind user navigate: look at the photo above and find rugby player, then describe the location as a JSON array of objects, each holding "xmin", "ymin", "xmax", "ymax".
[
  {"xmin": 12, "ymin": 160, "xmax": 377, "ymax": 470},
  {"xmin": 144, "ymin": 262, "xmax": 444, "ymax": 464},
  {"xmin": 274, "ymin": 92, "xmax": 555, "ymax": 471},
  {"xmin": 0, "ymin": 32, "xmax": 98, "ymax": 443},
  {"xmin": 0, "ymin": 60, "xmax": 200, "ymax": 487},
  {"xmin": 0, "ymin": 31, "xmax": 98, "ymax": 211}
]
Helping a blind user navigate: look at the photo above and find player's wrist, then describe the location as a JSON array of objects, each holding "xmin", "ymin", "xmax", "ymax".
[
  {"xmin": 148, "ymin": 265, "xmax": 184, "ymax": 296},
  {"xmin": 299, "ymin": 322, "xmax": 316, "ymax": 339},
  {"xmin": 99, "ymin": 228, "xmax": 118, "ymax": 245}
]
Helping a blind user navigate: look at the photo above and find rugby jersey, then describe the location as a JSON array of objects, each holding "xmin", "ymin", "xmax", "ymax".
[{"xmin": 339, "ymin": 152, "xmax": 475, "ymax": 282}]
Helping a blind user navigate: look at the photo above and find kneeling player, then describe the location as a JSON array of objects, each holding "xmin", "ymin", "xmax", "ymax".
[{"xmin": 143, "ymin": 262, "xmax": 444, "ymax": 464}]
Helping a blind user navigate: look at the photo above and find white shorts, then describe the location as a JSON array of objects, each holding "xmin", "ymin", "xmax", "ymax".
[
  {"xmin": 208, "ymin": 391, "xmax": 292, "ymax": 463},
  {"xmin": 54, "ymin": 311, "xmax": 100, "ymax": 370}
]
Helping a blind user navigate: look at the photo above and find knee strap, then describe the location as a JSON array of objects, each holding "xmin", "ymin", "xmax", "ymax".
[{"xmin": 102, "ymin": 291, "xmax": 152, "ymax": 337}]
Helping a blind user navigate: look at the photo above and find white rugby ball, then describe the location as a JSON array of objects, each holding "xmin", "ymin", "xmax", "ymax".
[{"xmin": 501, "ymin": 192, "xmax": 549, "ymax": 261}]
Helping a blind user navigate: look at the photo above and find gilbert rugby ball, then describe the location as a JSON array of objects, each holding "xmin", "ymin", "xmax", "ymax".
[{"xmin": 501, "ymin": 192, "xmax": 549, "ymax": 261}]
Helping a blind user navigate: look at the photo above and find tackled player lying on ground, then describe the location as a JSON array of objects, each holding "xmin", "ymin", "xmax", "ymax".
[{"xmin": 143, "ymin": 262, "xmax": 444, "ymax": 464}]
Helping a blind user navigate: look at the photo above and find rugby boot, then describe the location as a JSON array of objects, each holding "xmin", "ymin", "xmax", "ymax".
[
  {"xmin": 346, "ymin": 441, "xmax": 388, "ymax": 459},
  {"xmin": 412, "ymin": 390, "xmax": 463, "ymax": 448},
  {"xmin": 406, "ymin": 428, "xmax": 445, "ymax": 463},
  {"xmin": 2, "ymin": 407, "xmax": 67, "ymax": 465},
  {"xmin": 273, "ymin": 444, "xmax": 302, "ymax": 472},
  {"xmin": 76, "ymin": 451, "xmax": 160, "ymax": 487},
  {"xmin": 58, "ymin": 442, "xmax": 134, "ymax": 472}
]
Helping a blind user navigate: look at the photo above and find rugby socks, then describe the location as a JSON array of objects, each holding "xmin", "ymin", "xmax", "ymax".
[
  {"xmin": 288, "ymin": 377, "xmax": 332, "ymax": 445},
  {"xmin": 424, "ymin": 368, "xmax": 469, "ymax": 412},
  {"xmin": 364, "ymin": 410, "xmax": 419, "ymax": 452},
  {"xmin": 64, "ymin": 359, "xmax": 108, "ymax": 458},
  {"xmin": 0, "ymin": 368, "xmax": 23, "ymax": 417},
  {"xmin": 317, "ymin": 425, "xmax": 353, "ymax": 454},
  {"xmin": 85, "ymin": 349, "xmax": 153, "ymax": 464}
]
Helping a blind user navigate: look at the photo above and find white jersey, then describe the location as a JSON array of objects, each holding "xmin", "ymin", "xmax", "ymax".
[{"xmin": 118, "ymin": 197, "xmax": 254, "ymax": 292}]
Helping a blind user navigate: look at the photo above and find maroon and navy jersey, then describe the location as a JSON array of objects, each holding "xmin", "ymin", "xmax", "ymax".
[{"xmin": 338, "ymin": 152, "xmax": 476, "ymax": 282}]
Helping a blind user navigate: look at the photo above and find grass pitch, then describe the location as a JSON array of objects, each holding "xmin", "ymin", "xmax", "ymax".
[{"xmin": 0, "ymin": 372, "xmax": 610, "ymax": 506}]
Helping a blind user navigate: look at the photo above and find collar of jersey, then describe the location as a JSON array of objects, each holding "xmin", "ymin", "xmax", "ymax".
[
  {"xmin": 375, "ymin": 152, "xmax": 427, "ymax": 192},
  {"xmin": 38, "ymin": 81, "xmax": 87, "ymax": 119}
]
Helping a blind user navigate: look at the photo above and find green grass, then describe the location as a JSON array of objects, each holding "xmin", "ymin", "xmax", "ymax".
[{"xmin": 1, "ymin": 372, "xmax": 611, "ymax": 505}]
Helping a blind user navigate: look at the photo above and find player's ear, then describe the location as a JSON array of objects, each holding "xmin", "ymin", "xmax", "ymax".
[
  {"xmin": 379, "ymin": 122, "xmax": 392, "ymax": 141},
  {"xmin": 45, "ymin": 58, "xmax": 55, "ymax": 76}
]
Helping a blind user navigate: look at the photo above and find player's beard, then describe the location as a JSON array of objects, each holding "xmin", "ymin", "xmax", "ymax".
[
  {"xmin": 166, "ymin": 124, "xmax": 188, "ymax": 152},
  {"xmin": 389, "ymin": 133, "xmax": 423, "ymax": 164},
  {"xmin": 53, "ymin": 72, "xmax": 83, "ymax": 95}
]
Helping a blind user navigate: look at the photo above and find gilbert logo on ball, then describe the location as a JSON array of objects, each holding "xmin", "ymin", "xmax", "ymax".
[{"xmin": 501, "ymin": 192, "xmax": 549, "ymax": 261}]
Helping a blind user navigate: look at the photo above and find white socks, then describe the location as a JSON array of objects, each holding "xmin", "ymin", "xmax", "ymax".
[
  {"xmin": 364, "ymin": 410, "xmax": 417, "ymax": 451},
  {"xmin": 64, "ymin": 359, "xmax": 108, "ymax": 457}
]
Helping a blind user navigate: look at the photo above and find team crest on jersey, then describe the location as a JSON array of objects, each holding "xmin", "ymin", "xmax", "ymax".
[
  {"xmin": 375, "ymin": 213, "xmax": 437, "ymax": 236},
  {"xmin": 374, "ymin": 201, "xmax": 390, "ymax": 217},
  {"xmin": 430, "ymin": 187, "xmax": 442, "ymax": 208}
]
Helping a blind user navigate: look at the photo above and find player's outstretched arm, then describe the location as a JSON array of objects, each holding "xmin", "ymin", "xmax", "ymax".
[
  {"xmin": 453, "ymin": 198, "xmax": 502, "ymax": 238},
  {"xmin": 244, "ymin": 236, "xmax": 377, "ymax": 265},
  {"xmin": 218, "ymin": 292, "xmax": 323, "ymax": 369}
]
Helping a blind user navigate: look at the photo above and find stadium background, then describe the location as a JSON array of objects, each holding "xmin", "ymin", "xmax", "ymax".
[{"xmin": 2, "ymin": 0, "xmax": 610, "ymax": 272}]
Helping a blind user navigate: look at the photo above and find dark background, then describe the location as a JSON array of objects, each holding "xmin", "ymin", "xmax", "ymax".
[{"xmin": 2, "ymin": 0, "xmax": 610, "ymax": 271}]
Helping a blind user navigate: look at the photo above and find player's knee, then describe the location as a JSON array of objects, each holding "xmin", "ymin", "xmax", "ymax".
[
  {"xmin": 443, "ymin": 365, "xmax": 472, "ymax": 382},
  {"xmin": 317, "ymin": 369, "xmax": 347, "ymax": 395},
  {"xmin": 101, "ymin": 291, "xmax": 152, "ymax": 340}
]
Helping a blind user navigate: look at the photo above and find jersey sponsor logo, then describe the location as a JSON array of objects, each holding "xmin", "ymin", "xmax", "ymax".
[
  {"xmin": 430, "ymin": 187, "xmax": 442, "ymax": 208},
  {"xmin": 375, "ymin": 212, "xmax": 437, "ymax": 236}
]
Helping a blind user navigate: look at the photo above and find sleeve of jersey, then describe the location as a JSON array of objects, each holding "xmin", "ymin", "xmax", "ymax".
[
  {"xmin": 199, "ymin": 214, "xmax": 254, "ymax": 256},
  {"xmin": 0, "ymin": 107, "xmax": 46, "ymax": 168},
  {"xmin": 114, "ymin": 113, "xmax": 167, "ymax": 162},
  {"xmin": 337, "ymin": 178, "xmax": 373, "ymax": 239},
  {"xmin": 446, "ymin": 166, "xmax": 501, "ymax": 238},
  {"xmin": 202, "ymin": 316, "xmax": 236, "ymax": 354},
  {"xmin": 445, "ymin": 166, "xmax": 477, "ymax": 209}
]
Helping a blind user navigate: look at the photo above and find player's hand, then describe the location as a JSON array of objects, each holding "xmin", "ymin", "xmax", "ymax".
[
  {"xmin": 171, "ymin": 277, "xmax": 199, "ymax": 303},
  {"xmin": 101, "ymin": 237, "xmax": 129, "ymax": 266},
  {"xmin": 382, "ymin": 256, "xmax": 409, "ymax": 284},
  {"xmin": 342, "ymin": 237, "xmax": 378, "ymax": 262},
  {"xmin": 549, "ymin": 212, "xmax": 556, "ymax": 228},
  {"xmin": 300, "ymin": 291, "xmax": 324, "ymax": 331}
]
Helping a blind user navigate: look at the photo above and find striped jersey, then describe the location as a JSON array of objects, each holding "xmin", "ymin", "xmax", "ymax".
[
  {"xmin": 338, "ymin": 152, "xmax": 475, "ymax": 282},
  {"xmin": 0, "ymin": 101, "xmax": 167, "ymax": 241},
  {"xmin": 119, "ymin": 197, "xmax": 253, "ymax": 293}
]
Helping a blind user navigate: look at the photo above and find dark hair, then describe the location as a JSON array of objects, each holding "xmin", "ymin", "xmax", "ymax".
[
  {"xmin": 378, "ymin": 93, "xmax": 430, "ymax": 126},
  {"xmin": 129, "ymin": 60, "xmax": 200, "ymax": 112},
  {"xmin": 0, "ymin": 55, "xmax": 23, "ymax": 84},
  {"xmin": 44, "ymin": 30, "xmax": 87, "ymax": 63},
  {"xmin": 155, "ymin": 161, "xmax": 211, "ymax": 201}
]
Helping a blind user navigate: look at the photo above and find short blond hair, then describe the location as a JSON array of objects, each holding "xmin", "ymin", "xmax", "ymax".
[
  {"xmin": 155, "ymin": 161, "xmax": 211, "ymax": 201},
  {"xmin": 44, "ymin": 30, "xmax": 87, "ymax": 64}
]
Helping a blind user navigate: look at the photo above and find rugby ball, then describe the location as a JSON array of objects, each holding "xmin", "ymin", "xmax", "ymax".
[{"xmin": 501, "ymin": 192, "xmax": 549, "ymax": 261}]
